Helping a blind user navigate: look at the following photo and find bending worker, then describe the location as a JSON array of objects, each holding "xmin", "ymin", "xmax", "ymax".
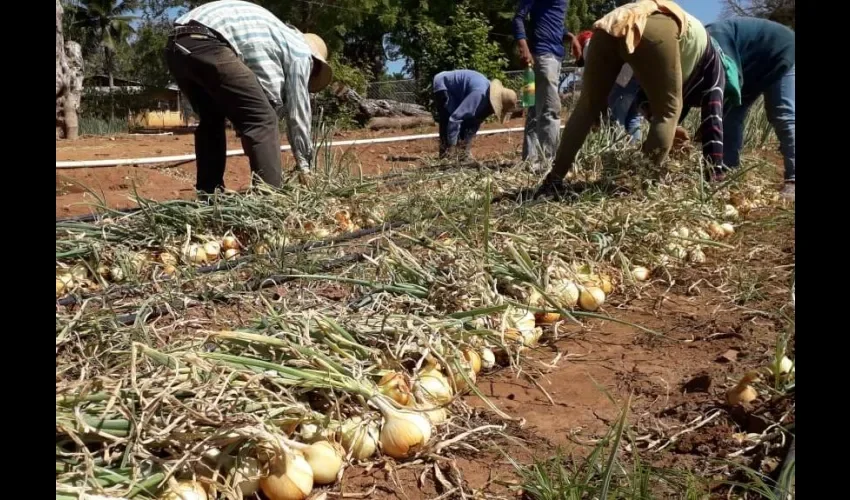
[
  {"xmin": 542, "ymin": 0, "xmax": 725, "ymax": 191},
  {"xmin": 514, "ymin": 0, "xmax": 570, "ymax": 170},
  {"xmin": 165, "ymin": 0, "xmax": 332, "ymax": 194},
  {"xmin": 570, "ymin": 30, "xmax": 643, "ymax": 142},
  {"xmin": 433, "ymin": 70, "xmax": 517, "ymax": 161},
  {"xmin": 707, "ymin": 17, "xmax": 795, "ymax": 201}
]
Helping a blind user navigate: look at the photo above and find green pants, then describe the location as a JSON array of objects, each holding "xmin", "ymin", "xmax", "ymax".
[{"xmin": 550, "ymin": 13, "xmax": 683, "ymax": 179}]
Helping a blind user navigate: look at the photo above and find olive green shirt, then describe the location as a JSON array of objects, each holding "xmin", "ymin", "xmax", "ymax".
[{"xmin": 680, "ymin": 12, "xmax": 708, "ymax": 82}]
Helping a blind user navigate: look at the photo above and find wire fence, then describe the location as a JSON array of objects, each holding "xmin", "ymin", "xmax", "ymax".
[{"xmin": 364, "ymin": 66, "xmax": 582, "ymax": 103}]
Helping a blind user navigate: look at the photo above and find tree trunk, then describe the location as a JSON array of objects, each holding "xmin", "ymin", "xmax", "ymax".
[
  {"xmin": 366, "ymin": 116, "xmax": 434, "ymax": 130},
  {"xmin": 56, "ymin": 0, "xmax": 83, "ymax": 140},
  {"xmin": 331, "ymin": 84, "xmax": 432, "ymax": 123}
]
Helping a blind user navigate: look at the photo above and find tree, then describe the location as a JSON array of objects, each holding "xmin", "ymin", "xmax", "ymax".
[
  {"xmin": 57, "ymin": 0, "xmax": 84, "ymax": 139},
  {"xmin": 64, "ymin": 0, "xmax": 137, "ymax": 87},
  {"xmin": 127, "ymin": 20, "xmax": 171, "ymax": 86},
  {"xmin": 721, "ymin": 0, "xmax": 795, "ymax": 29}
]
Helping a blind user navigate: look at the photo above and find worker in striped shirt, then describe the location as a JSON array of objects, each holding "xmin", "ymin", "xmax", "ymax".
[{"xmin": 165, "ymin": 0, "xmax": 333, "ymax": 194}]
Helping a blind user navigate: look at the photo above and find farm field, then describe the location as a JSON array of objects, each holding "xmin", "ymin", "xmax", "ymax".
[{"xmin": 56, "ymin": 115, "xmax": 795, "ymax": 500}]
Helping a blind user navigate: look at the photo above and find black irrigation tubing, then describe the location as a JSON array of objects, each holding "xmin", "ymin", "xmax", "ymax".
[
  {"xmin": 55, "ymin": 158, "xmax": 511, "ymax": 224},
  {"xmin": 56, "ymin": 220, "xmax": 409, "ymax": 307}
]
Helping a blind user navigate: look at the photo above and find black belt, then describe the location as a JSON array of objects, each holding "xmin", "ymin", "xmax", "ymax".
[{"xmin": 169, "ymin": 23, "xmax": 219, "ymax": 39}]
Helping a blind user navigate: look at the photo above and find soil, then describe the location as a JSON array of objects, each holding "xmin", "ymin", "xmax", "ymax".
[
  {"xmin": 55, "ymin": 119, "xmax": 528, "ymax": 218},
  {"xmin": 56, "ymin": 127, "xmax": 795, "ymax": 499}
]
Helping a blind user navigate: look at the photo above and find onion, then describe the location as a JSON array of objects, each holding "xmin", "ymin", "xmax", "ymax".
[
  {"xmin": 463, "ymin": 349, "xmax": 482, "ymax": 374},
  {"xmin": 547, "ymin": 280, "xmax": 579, "ymax": 308},
  {"xmin": 301, "ymin": 441, "xmax": 344, "ymax": 485},
  {"xmin": 599, "ymin": 275, "xmax": 614, "ymax": 295},
  {"xmin": 480, "ymin": 348, "xmax": 495, "ymax": 370},
  {"xmin": 224, "ymin": 248, "xmax": 240, "ymax": 260},
  {"xmin": 314, "ymin": 228, "xmax": 331, "ymax": 239},
  {"xmin": 707, "ymin": 222, "xmax": 726, "ymax": 239},
  {"xmin": 255, "ymin": 242, "xmax": 270, "ymax": 255},
  {"xmin": 526, "ymin": 288, "xmax": 544, "ymax": 307},
  {"xmin": 779, "ymin": 356, "xmax": 794, "ymax": 374},
  {"xmin": 371, "ymin": 395, "xmax": 432, "ymax": 459},
  {"xmin": 340, "ymin": 417, "xmax": 379, "ymax": 460},
  {"xmin": 183, "ymin": 244, "xmax": 208, "ymax": 264},
  {"xmin": 665, "ymin": 243, "xmax": 687, "ymax": 260},
  {"xmin": 56, "ymin": 277, "xmax": 68, "ymax": 297},
  {"xmin": 725, "ymin": 372, "xmax": 759, "ymax": 406},
  {"xmin": 720, "ymin": 223, "xmax": 735, "ymax": 236},
  {"xmin": 723, "ymin": 204, "xmax": 739, "ymax": 219},
  {"xmin": 521, "ymin": 327, "xmax": 544, "ymax": 347},
  {"xmin": 378, "ymin": 372, "xmax": 412, "ymax": 406},
  {"xmin": 414, "ymin": 368, "xmax": 453, "ymax": 405},
  {"xmin": 96, "ymin": 264, "xmax": 111, "ymax": 278},
  {"xmin": 160, "ymin": 480, "xmax": 207, "ymax": 500},
  {"xmin": 535, "ymin": 312, "xmax": 561, "ymax": 324},
  {"xmin": 163, "ymin": 264, "xmax": 178, "ymax": 276},
  {"xmin": 298, "ymin": 423, "xmax": 331, "ymax": 444},
  {"xmin": 418, "ymin": 403, "xmax": 448, "ymax": 425},
  {"xmin": 222, "ymin": 235, "xmax": 240, "ymax": 250},
  {"xmin": 695, "ymin": 228, "xmax": 711, "ymax": 241},
  {"xmin": 203, "ymin": 241, "xmax": 221, "ymax": 260},
  {"xmin": 70, "ymin": 264, "xmax": 88, "ymax": 281},
  {"xmin": 631, "ymin": 266, "xmax": 650, "ymax": 282},
  {"xmin": 505, "ymin": 306, "xmax": 536, "ymax": 334},
  {"xmin": 578, "ymin": 286, "xmax": 605, "ymax": 312},
  {"xmin": 671, "ymin": 227, "xmax": 690, "ymax": 239},
  {"xmin": 688, "ymin": 247, "xmax": 706, "ymax": 264},
  {"xmin": 109, "ymin": 266, "xmax": 125, "ymax": 282},
  {"xmin": 232, "ymin": 456, "xmax": 262, "ymax": 497},
  {"xmin": 260, "ymin": 450, "xmax": 314, "ymax": 500},
  {"xmin": 449, "ymin": 363, "xmax": 476, "ymax": 392}
]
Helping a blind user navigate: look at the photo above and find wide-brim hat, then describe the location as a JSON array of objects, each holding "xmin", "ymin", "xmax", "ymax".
[
  {"xmin": 303, "ymin": 33, "xmax": 333, "ymax": 93},
  {"xmin": 489, "ymin": 79, "xmax": 518, "ymax": 124}
]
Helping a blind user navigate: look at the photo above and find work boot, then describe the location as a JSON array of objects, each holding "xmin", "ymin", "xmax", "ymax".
[{"xmin": 779, "ymin": 181, "xmax": 795, "ymax": 202}]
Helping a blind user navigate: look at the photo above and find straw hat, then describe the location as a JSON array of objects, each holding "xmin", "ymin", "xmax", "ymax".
[
  {"xmin": 488, "ymin": 79, "xmax": 518, "ymax": 123},
  {"xmin": 303, "ymin": 33, "xmax": 333, "ymax": 93}
]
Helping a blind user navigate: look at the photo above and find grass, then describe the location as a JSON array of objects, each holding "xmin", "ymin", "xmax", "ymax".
[
  {"xmin": 55, "ymin": 106, "xmax": 794, "ymax": 499},
  {"xmin": 78, "ymin": 114, "xmax": 130, "ymax": 136}
]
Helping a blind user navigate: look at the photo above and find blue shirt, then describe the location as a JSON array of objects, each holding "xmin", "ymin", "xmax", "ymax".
[
  {"xmin": 433, "ymin": 70, "xmax": 494, "ymax": 146},
  {"xmin": 706, "ymin": 17, "xmax": 795, "ymax": 104},
  {"xmin": 513, "ymin": 0, "xmax": 568, "ymax": 58}
]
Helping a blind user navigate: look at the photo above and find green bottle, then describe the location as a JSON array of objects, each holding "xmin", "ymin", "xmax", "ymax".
[{"xmin": 521, "ymin": 66, "xmax": 536, "ymax": 108}]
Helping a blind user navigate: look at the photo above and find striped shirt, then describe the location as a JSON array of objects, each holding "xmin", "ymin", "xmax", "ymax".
[
  {"xmin": 176, "ymin": 0, "xmax": 314, "ymax": 170},
  {"xmin": 679, "ymin": 38, "xmax": 725, "ymax": 166}
]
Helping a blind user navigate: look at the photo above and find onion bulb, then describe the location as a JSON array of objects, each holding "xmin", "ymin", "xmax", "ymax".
[
  {"xmin": 505, "ymin": 306, "xmax": 536, "ymax": 335},
  {"xmin": 222, "ymin": 235, "xmax": 240, "ymax": 251},
  {"xmin": 96, "ymin": 264, "xmax": 110, "ymax": 278},
  {"xmin": 450, "ymin": 363, "xmax": 476, "ymax": 392},
  {"xmin": 224, "ymin": 248, "xmax": 240, "ymax": 260},
  {"xmin": 371, "ymin": 396, "xmax": 432, "ymax": 459},
  {"xmin": 232, "ymin": 456, "xmax": 262, "ymax": 497},
  {"xmin": 70, "ymin": 264, "xmax": 88, "ymax": 281},
  {"xmin": 526, "ymin": 288, "xmax": 544, "ymax": 307},
  {"xmin": 720, "ymin": 223, "xmax": 735, "ymax": 236},
  {"xmin": 463, "ymin": 349, "xmax": 482, "ymax": 374},
  {"xmin": 340, "ymin": 417, "xmax": 379, "ymax": 460},
  {"xmin": 254, "ymin": 242, "xmax": 270, "ymax": 255},
  {"xmin": 414, "ymin": 368, "xmax": 453, "ymax": 405},
  {"xmin": 725, "ymin": 372, "xmax": 759, "ymax": 406},
  {"xmin": 378, "ymin": 372, "xmax": 412, "ymax": 406},
  {"xmin": 56, "ymin": 277, "xmax": 68, "ymax": 297},
  {"xmin": 203, "ymin": 241, "xmax": 221, "ymax": 260},
  {"xmin": 578, "ymin": 286, "xmax": 605, "ymax": 312},
  {"xmin": 723, "ymin": 204, "xmax": 739, "ymax": 219},
  {"xmin": 160, "ymin": 252, "xmax": 178, "ymax": 266},
  {"xmin": 419, "ymin": 404, "xmax": 448, "ymax": 425},
  {"xmin": 547, "ymin": 280, "xmax": 579, "ymax": 308},
  {"xmin": 160, "ymin": 480, "xmax": 207, "ymax": 500},
  {"xmin": 695, "ymin": 228, "xmax": 711, "ymax": 241},
  {"xmin": 665, "ymin": 243, "xmax": 687, "ymax": 260},
  {"xmin": 479, "ymin": 348, "xmax": 496, "ymax": 370},
  {"xmin": 631, "ymin": 266, "xmax": 650, "ymax": 282},
  {"xmin": 109, "ymin": 266, "xmax": 125, "ymax": 282},
  {"xmin": 688, "ymin": 247, "xmax": 706, "ymax": 264},
  {"xmin": 707, "ymin": 222, "xmax": 726, "ymax": 240},
  {"xmin": 298, "ymin": 423, "xmax": 331, "ymax": 444},
  {"xmin": 260, "ymin": 450, "xmax": 313, "ymax": 500},
  {"xmin": 535, "ymin": 312, "xmax": 561, "ymax": 324},
  {"xmin": 301, "ymin": 441, "xmax": 344, "ymax": 485},
  {"xmin": 779, "ymin": 356, "xmax": 794, "ymax": 375},
  {"xmin": 183, "ymin": 244, "xmax": 208, "ymax": 264}
]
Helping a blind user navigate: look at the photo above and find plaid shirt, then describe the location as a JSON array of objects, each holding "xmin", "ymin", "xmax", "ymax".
[{"xmin": 176, "ymin": 0, "xmax": 314, "ymax": 170}]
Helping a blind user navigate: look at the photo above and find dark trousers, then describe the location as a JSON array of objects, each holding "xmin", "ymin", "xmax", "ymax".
[
  {"xmin": 434, "ymin": 90, "xmax": 474, "ymax": 159},
  {"xmin": 164, "ymin": 33, "xmax": 282, "ymax": 193}
]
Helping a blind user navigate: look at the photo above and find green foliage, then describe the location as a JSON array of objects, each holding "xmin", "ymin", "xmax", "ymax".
[
  {"xmin": 312, "ymin": 56, "xmax": 367, "ymax": 130},
  {"xmin": 63, "ymin": 0, "xmax": 138, "ymax": 81},
  {"xmin": 408, "ymin": 2, "xmax": 507, "ymax": 104},
  {"xmin": 126, "ymin": 21, "xmax": 171, "ymax": 87}
]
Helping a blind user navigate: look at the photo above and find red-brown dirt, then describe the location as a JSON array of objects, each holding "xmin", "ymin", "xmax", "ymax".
[{"xmin": 55, "ymin": 119, "xmax": 528, "ymax": 218}]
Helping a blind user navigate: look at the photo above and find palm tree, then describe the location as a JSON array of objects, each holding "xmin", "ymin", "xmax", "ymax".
[{"xmin": 65, "ymin": 0, "xmax": 137, "ymax": 88}]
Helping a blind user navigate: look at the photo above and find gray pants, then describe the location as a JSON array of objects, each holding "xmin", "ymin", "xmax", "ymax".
[{"xmin": 522, "ymin": 54, "xmax": 563, "ymax": 163}]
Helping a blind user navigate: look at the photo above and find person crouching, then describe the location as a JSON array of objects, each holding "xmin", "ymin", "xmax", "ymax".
[{"xmin": 432, "ymin": 70, "xmax": 517, "ymax": 162}]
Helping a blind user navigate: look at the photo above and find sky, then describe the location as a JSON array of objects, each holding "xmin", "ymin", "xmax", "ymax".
[{"xmin": 148, "ymin": 1, "xmax": 726, "ymax": 76}]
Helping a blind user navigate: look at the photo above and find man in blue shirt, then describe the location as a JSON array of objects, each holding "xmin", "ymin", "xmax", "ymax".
[
  {"xmin": 433, "ymin": 70, "xmax": 518, "ymax": 160},
  {"xmin": 513, "ymin": 0, "xmax": 569, "ymax": 170},
  {"xmin": 707, "ymin": 17, "xmax": 795, "ymax": 201}
]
